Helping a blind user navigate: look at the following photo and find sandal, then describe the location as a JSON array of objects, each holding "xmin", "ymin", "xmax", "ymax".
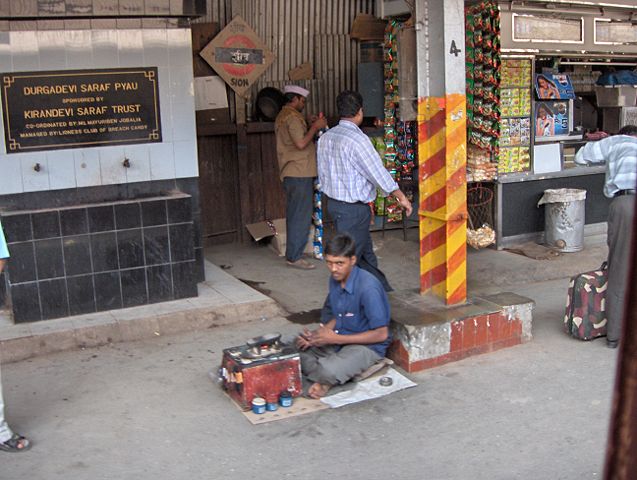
[{"xmin": 0, "ymin": 434, "xmax": 31, "ymax": 453}]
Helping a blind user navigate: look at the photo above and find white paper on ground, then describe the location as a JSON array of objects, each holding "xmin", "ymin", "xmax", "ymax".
[{"xmin": 320, "ymin": 368, "xmax": 417, "ymax": 408}]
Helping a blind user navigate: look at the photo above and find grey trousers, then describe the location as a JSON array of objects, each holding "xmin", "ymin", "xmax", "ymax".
[
  {"xmin": 300, "ymin": 344, "xmax": 381, "ymax": 386},
  {"xmin": 606, "ymin": 194, "xmax": 635, "ymax": 343},
  {"xmin": 0, "ymin": 366, "xmax": 14, "ymax": 443}
]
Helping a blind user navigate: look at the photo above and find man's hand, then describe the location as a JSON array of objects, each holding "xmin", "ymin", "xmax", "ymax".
[
  {"xmin": 398, "ymin": 196, "xmax": 413, "ymax": 216},
  {"xmin": 295, "ymin": 329, "xmax": 313, "ymax": 351},
  {"xmin": 295, "ymin": 323, "xmax": 339, "ymax": 349},
  {"xmin": 307, "ymin": 324, "xmax": 339, "ymax": 346},
  {"xmin": 392, "ymin": 189, "xmax": 413, "ymax": 217},
  {"xmin": 311, "ymin": 116, "xmax": 327, "ymax": 132}
]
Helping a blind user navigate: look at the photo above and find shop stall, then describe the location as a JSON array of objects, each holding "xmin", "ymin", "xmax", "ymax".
[{"xmin": 465, "ymin": 0, "xmax": 637, "ymax": 249}]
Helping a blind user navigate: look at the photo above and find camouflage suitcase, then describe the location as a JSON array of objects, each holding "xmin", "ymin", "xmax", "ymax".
[{"xmin": 563, "ymin": 263, "xmax": 608, "ymax": 340}]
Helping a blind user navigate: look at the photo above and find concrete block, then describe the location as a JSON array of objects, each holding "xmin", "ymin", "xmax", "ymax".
[
  {"xmin": 156, "ymin": 311, "xmax": 194, "ymax": 336},
  {"xmin": 29, "ymin": 318, "xmax": 76, "ymax": 335},
  {"xmin": 503, "ymin": 302, "xmax": 534, "ymax": 342},
  {"xmin": 74, "ymin": 323, "xmax": 123, "ymax": 349},
  {"xmin": 0, "ymin": 336, "xmax": 37, "ymax": 363},
  {"xmin": 116, "ymin": 317, "xmax": 160, "ymax": 342},
  {"xmin": 31, "ymin": 330, "xmax": 78, "ymax": 357},
  {"xmin": 388, "ymin": 292, "xmax": 535, "ymax": 372},
  {"xmin": 0, "ymin": 324, "xmax": 33, "ymax": 341},
  {"xmin": 393, "ymin": 322, "xmax": 451, "ymax": 362}
]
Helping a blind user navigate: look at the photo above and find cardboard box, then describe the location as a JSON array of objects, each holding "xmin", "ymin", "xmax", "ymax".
[
  {"xmin": 595, "ymin": 85, "xmax": 637, "ymax": 107},
  {"xmin": 289, "ymin": 62, "xmax": 313, "ymax": 81},
  {"xmin": 602, "ymin": 106, "xmax": 637, "ymax": 134},
  {"xmin": 245, "ymin": 219, "xmax": 314, "ymax": 257},
  {"xmin": 350, "ymin": 14, "xmax": 387, "ymax": 41}
]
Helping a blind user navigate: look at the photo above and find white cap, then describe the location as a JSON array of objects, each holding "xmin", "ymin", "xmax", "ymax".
[{"xmin": 283, "ymin": 85, "xmax": 310, "ymax": 97}]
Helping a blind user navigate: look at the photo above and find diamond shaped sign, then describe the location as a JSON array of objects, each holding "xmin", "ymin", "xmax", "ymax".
[{"xmin": 199, "ymin": 16, "xmax": 275, "ymax": 98}]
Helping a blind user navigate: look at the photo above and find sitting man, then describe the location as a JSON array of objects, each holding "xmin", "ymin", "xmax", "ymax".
[{"xmin": 296, "ymin": 234, "xmax": 391, "ymax": 399}]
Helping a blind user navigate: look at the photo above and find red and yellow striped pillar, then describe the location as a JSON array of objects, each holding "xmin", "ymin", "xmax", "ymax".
[{"xmin": 418, "ymin": 94, "xmax": 467, "ymax": 305}]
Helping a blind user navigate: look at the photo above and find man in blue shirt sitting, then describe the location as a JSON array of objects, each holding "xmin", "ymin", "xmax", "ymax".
[{"xmin": 296, "ymin": 234, "xmax": 391, "ymax": 399}]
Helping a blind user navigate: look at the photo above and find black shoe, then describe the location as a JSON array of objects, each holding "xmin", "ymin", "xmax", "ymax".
[{"xmin": 607, "ymin": 339, "xmax": 619, "ymax": 349}]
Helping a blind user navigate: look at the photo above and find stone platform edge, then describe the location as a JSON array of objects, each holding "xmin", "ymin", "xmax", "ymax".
[
  {"xmin": 388, "ymin": 292, "xmax": 535, "ymax": 372},
  {"xmin": 0, "ymin": 298, "xmax": 285, "ymax": 364}
]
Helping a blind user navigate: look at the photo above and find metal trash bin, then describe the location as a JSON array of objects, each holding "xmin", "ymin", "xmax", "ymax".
[{"xmin": 537, "ymin": 188, "xmax": 587, "ymax": 252}]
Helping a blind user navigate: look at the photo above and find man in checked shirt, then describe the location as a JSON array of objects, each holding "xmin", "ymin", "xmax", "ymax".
[
  {"xmin": 575, "ymin": 125, "xmax": 637, "ymax": 349},
  {"xmin": 317, "ymin": 90, "xmax": 412, "ymax": 292}
]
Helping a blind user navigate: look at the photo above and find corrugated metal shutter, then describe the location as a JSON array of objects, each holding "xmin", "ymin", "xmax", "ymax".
[{"xmin": 194, "ymin": 0, "xmax": 376, "ymax": 117}]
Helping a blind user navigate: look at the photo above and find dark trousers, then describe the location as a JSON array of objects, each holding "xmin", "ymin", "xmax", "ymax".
[
  {"xmin": 606, "ymin": 194, "xmax": 635, "ymax": 342},
  {"xmin": 283, "ymin": 177, "xmax": 314, "ymax": 262},
  {"xmin": 326, "ymin": 197, "xmax": 392, "ymax": 292}
]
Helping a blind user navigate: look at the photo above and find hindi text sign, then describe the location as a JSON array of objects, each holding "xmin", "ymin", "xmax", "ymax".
[{"xmin": 199, "ymin": 16, "xmax": 275, "ymax": 97}]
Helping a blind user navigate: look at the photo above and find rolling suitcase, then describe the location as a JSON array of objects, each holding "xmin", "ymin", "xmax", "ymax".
[{"xmin": 563, "ymin": 262, "xmax": 608, "ymax": 340}]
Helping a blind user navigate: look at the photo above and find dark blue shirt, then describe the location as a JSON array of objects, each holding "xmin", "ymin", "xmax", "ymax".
[{"xmin": 321, "ymin": 266, "xmax": 391, "ymax": 357}]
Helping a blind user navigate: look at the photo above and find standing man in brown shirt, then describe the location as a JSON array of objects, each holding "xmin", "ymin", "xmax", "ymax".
[{"xmin": 275, "ymin": 85, "xmax": 327, "ymax": 270}]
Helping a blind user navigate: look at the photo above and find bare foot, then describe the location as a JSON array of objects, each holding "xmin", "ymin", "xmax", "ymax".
[{"xmin": 308, "ymin": 382, "xmax": 331, "ymax": 399}]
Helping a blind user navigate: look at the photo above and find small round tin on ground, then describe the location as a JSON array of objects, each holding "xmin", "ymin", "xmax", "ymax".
[
  {"xmin": 266, "ymin": 402, "xmax": 278, "ymax": 411},
  {"xmin": 379, "ymin": 376, "xmax": 393, "ymax": 387},
  {"xmin": 279, "ymin": 391, "xmax": 293, "ymax": 407},
  {"xmin": 251, "ymin": 397, "xmax": 266, "ymax": 414},
  {"xmin": 266, "ymin": 393, "xmax": 279, "ymax": 411}
]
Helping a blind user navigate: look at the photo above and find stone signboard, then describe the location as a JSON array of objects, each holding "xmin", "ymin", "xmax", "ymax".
[
  {"xmin": 199, "ymin": 16, "xmax": 275, "ymax": 97},
  {"xmin": 0, "ymin": 67, "xmax": 162, "ymax": 153}
]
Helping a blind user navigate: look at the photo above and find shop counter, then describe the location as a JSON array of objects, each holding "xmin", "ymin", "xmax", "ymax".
[{"xmin": 494, "ymin": 165, "xmax": 610, "ymax": 249}]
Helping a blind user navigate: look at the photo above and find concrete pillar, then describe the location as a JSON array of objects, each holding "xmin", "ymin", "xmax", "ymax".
[{"xmin": 415, "ymin": 0, "xmax": 468, "ymax": 305}]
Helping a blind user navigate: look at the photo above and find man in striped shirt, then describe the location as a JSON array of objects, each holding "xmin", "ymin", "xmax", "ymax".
[
  {"xmin": 575, "ymin": 125, "xmax": 637, "ymax": 348},
  {"xmin": 317, "ymin": 90, "xmax": 412, "ymax": 292}
]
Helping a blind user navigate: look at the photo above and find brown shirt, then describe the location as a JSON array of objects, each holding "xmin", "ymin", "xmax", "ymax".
[{"xmin": 274, "ymin": 105, "xmax": 317, "ymax": 180}]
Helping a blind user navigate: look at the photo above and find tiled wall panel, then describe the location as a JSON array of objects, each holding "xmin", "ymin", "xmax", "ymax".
[
  {"xmin": 0, "ymin": 28, "xmax": 198, "ymax": 195},
  {"xmin": 2, "ymin": 193, "xmax": 197, "ymax": 323}
]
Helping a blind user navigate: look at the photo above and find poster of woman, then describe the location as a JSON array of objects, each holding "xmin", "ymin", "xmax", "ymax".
[
  {"xmin": 536, "ymin": 74, "xmax": 560, "ymax": 99},
  {"xmin": 535, "ymin": 103, "xmax": 555, "ymax": 137},
  {"xmin": 534, "ymin": 73, "xmax": 576, "ymax": 100}
]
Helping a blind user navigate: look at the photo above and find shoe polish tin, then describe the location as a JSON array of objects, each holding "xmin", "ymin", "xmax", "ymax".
[
  {"xmin": 251, "ymin": 397, "xmax": 266, "ymax": 414},
  {"xmin": 279, "ymin": 391, "xmax": 293, "ymax": 408}
]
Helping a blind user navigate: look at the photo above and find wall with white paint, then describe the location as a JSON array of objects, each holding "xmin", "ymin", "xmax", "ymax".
[{"xmin": 0, "ymin": 28, "xmax": 198, "ymax": 196}]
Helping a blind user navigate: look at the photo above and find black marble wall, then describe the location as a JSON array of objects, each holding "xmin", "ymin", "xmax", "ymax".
[
  {"xmin": 0, "ymin": 178, "xmax": 204, "ymax": 284},
  {"xmin": 1, "ymin": 193, "xmax": 198, "ymax": 323}
]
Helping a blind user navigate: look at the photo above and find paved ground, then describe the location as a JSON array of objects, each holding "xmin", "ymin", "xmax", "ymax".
[
  {"xmin": 206, "ymin": 226, "xmax": 609, "ymax": 313},
  {"xmin": 2, "ymin": 228, "xmax": 616, "ymax": 479}
]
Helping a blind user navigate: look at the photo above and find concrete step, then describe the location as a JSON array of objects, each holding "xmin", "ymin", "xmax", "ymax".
[
  {"xmin": 388, "ymin": 291, "xmax": 535, "ymax": 372},
  {"xmin": 0, "ymin": 262, "xmax": 286, "ymax": 364}
]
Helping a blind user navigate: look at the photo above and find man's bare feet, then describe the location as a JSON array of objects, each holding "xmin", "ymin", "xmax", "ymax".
[{"xmin": 308, "ymin": 382, "xmax": 331, "ymax": 399}]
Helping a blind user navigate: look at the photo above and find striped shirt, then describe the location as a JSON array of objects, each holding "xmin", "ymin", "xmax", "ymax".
[
  {"xmin": 575, "ymin": 135, "xmax": 637, "ymax": 198},
  {"xmin": 316, "ymin": 120, "xmax": 398, "ymax": 203}
]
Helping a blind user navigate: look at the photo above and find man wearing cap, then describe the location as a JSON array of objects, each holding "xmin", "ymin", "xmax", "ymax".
[
  {"xmin": 275, "ymin": 85, "xmax": 327, "ymax": 270},
  {"xmin": 575, "ymin": 125, "xmax": 637, "ymax": 348}
]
